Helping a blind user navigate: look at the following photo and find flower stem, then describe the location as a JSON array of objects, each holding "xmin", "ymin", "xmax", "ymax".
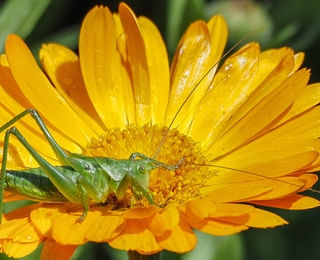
[{"xmin": 127, "ymin": 251, "xmax": 162, "ymax": 260}]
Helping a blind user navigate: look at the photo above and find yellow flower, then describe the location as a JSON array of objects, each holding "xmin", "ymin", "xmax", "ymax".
[{"xmin": 0, "ymin": 2, "xmax": 320, "ymax": 259}]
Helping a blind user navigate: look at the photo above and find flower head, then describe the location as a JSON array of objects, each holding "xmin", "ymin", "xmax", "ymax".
[{"xmin": 0, "ymin": 2, "xmax": 319, "ymax": 259}]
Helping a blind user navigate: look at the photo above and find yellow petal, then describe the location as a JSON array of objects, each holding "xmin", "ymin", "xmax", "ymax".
[
  {"xmin": 6, "ymin": 34, "xmax": 94, "ymax": 149},
  {"xmin": 280, "ymin": 83, "xmax": 320, "ymax": 122},
  {"xmin": 190, "ymin": 43, "xmax": 260, "ymax": 143},
  {"xmin": 209, "ymin": 151, "xmax": 319, "ymax": 186},
  {"xmin": 3, "ymin": 239, "xmax": 43, "ymax": 258},
  {"xmin": 202, "ymin": 181, "xmax": 273, "ymax": 201},
  {"xmin": 215, "ymin": 48, "xmax": 294, "ymax": 135},
  {"xmin": 138, "ymin": 16, "xmax": 170, "ymax": 124},
  {"xmin": 167, "ymin": 21, "xmax": 219, "ymax": 128},
  {"xmin": 212, "ymin": 69, "xmax": 309, "ymax": 157},
  {"xmin": 119, "ymin": 3, "xmax": 152, "ymax": 125},
  {"xmin": 259, "ymin": 106, "xmax": 320, "ymax": 140},
  {"xmin": 40, "ymin": 43, "xmax": 105, "ymax": 134},
  {"xmin": 0, "ymin": 59, "xmax": 66, "ymax": 163},
  {"xmin": 208, "ymin": 48, "xmax": 294, "ymax": 149},
  {"xmin": 80, "ymin": 6, "xmax": 128, "ymax": 128},
  {"xmin": 291, "ymin": 52, "xmax": 304, "ymax": 74},
  {"xmin": 215, "ymin": 138, "xmax": 320, "ymax": 171}
]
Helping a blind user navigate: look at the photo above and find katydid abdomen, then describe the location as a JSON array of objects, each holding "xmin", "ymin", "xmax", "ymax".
[{"xmin": 5, "ymin": 167, "xmax": 73, "ymax": 203}]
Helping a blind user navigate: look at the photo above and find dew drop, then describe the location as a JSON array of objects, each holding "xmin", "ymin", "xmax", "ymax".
[
  {"xmin": 224, "ymin": 63, "xmax": 233, "ymax": 71},
  {"xmin": 306, "ymin": 146, "xmax": 315, "ymax": 151}
]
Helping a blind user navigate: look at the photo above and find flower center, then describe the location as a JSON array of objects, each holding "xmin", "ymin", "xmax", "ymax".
[{"xmin": 85, "ymin": 125, "xmax": 211, "ymax": 207}]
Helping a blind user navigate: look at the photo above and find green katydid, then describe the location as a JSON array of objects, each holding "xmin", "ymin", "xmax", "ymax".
[{"xmin": 0, "ymin": 109, "xmax": 184, "ymax": 223}]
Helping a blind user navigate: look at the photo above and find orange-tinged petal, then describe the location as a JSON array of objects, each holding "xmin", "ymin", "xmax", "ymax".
[
  {"xmin": 40, "ymin": 43, "xmax": 105, "ymax": 134},
  {"xmin": 189, "ymin": 218, "xmax": 248, "ymax": 236},
  {"xmin": 31, "ymin": 204, "xmax": 66, "ymax": 236},
  {"xmin": 209, "ymin": 203, "xmax": 255, "ymax": 217},
  {"xmin": 217, "ymin": 207, "xmax": 288, "ymax": 228},
  {"xmin": 184, "ymin": 204, "xmax": 257, "ymax": 235},
  {"xmin": 52, "ymin": 207, "xmax": 125, "ymax": 244},
  {"xmin": 157, "ymin": 220, "xmax": 196, "ymax": 253},
  {"xmin": 6, "ymin": 34, "xmax": 94, "ymax": 149},
  {"xmin": 209, "ymin": 151, "xmax": 319, "ymax": 186},
  {"xmin": 297, "ymin": 173, "xmax": 318, "ymax": 189},
  {"xmin": 280, "ymin": 83, "xmax": 320, "ymax": 122},
  {"xmin": 108, "ymin": 219, "xmax": 161, "ymax": 253},
  {"xmin": 252, "ymin": 194, "xmax": 320, "ymax": 209},
  {"xmin": 41, "ymin": 239, "xmax": 77, "ymax": 260},
  {"xmin": 247, "ymin": 177, "xmax": 308, "ymax": 200},
  {"xmin": 3, "ymin": 191, "xmax": 25, "ymax": 202},
  {"xmin": 122, "ymin": 206, "xmax": 160, "ymax": 219},
  {"xmin": 148, "ymin": 204, "xmax": 180, "ymax": 236},
  {"xmin": 215, "ymin": 138, "xmax": 320, "ymax": 171},
  {"xmin": 185, "ymin": 198, "xmax": 217, "ymax": 222},
  {"xmin": 3, "ymin": 204, "xmax": 38, "ymax": 221}
]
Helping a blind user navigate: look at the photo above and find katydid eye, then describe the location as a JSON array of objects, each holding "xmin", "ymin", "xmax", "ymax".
[{"xmin": 138, "ymin": 165, "xmax": 146, "ymax": 174}]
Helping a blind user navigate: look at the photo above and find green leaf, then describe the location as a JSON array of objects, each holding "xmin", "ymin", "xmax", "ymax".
[
  {"xmin": 182, "ymin": 230, "xmax": 244, "ymax": 260},
  {"xmin": 0, "ymin": 0, "xmax": 51, "ymax": 52},
  {"xmin": 166, "ymin": 0, "xmax": 205, "ymax": 58}
]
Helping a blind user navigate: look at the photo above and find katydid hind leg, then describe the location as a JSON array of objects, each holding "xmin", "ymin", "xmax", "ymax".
[
  {"xmin": 2, "ymin": 127, "xmax": 85, "ymax": 208},
  {"xmin": 0, "ymin": 128, "xmax": 11, "ymax": 224},
  {"xmin": 0, "ymin": 109, "xmax": 68, "ymax": 165}
]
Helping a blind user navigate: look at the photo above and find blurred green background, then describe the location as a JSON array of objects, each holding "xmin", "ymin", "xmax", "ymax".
[{"xmin": 1, "ymin": 0, "xmax": 320, "ymax": 259}]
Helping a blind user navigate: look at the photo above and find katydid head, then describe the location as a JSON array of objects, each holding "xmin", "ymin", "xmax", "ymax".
[{"xmin": 129, "ymin": 160, "xmax": 156, "ymax": 192}]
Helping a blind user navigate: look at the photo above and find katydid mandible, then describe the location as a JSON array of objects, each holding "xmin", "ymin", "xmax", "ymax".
[{"xmin": 0, "ymin": 109, "xmax": 183, "ymax": 223}]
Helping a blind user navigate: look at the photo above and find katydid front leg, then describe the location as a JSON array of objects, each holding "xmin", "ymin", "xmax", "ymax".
[{"xmin": 0, "ymin": 109, "xmax": 68, "ymax": 165}]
